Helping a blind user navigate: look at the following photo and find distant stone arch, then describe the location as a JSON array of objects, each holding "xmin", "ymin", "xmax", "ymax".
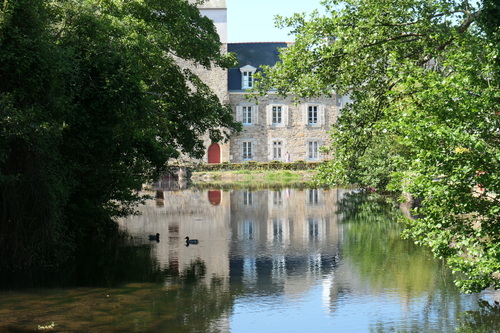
[{"xmin": 208, "ymin": 143, "xmax": 221, "ymax": 164}]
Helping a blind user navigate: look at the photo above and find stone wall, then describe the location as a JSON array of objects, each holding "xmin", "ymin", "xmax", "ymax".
[
  {"xmin": 228, "ymin": 92, "xmax": 339, "ymax": 163},
  {"xmin": 174, "ymin": 45, "xmax": 232, "ymax": 163}
]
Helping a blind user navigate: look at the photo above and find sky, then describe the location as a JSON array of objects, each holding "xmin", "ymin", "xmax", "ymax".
[{"xmin": 226, "ymin": 0, "xmax": 324, "ymax": 43}]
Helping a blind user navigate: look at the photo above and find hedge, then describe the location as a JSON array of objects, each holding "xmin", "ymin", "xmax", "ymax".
[{"xmin": 189, "ymin": 161, "xmax": 324, "ymax": 172}]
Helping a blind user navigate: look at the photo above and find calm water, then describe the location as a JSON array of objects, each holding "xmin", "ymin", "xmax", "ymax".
[{"xmin": 1, "ymin": 187, "xmax": 499, "ymax": 332}]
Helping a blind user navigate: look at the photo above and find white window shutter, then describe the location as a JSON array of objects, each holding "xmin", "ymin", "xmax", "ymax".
[
  {"xmin": 319, "ymin": 105, "xmax": 325, "ymax": 126},
  {"xmin": 253, "ymin": 106, "xmax": 259, "ymax": 125},
  {"xmin": 236, "ymin": 106, "xmax": 243, "ymax": 122},
  {"xmin": 283, "ymin": 105, "xmax": 289, "ymax": 126},
  {"xmin": 266, "ymin": 105, "xmax": 272, "ymax": 125}
]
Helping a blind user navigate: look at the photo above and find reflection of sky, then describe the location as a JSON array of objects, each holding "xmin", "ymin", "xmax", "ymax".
[
  {"xmin": 120, "ymin": 189, "xmax": 498, "ymax": 332},
  {"xmin": 230, "ymin": 280, "xmax": 483, "ymax": 333},
  {"xmin": 231, "ymin": 281, "xmax": 356, "ymax": 333}
]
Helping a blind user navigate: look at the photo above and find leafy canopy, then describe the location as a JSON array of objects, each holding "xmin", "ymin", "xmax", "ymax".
[
  {"xmin": 256, "ymin": 0, "xmax": 500, "ymax": 293},
  {"xmin": 0, "ymin": 0, "xmax": 240, "ymax": 268}
]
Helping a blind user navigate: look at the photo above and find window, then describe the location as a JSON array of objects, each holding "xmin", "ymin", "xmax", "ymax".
[
  {"xmin": 243, "ymin": 141, "xmax": 253, "ymax": 159},
  {"xmin": 243, "ymin": 106, "xmax": 253, "ymax": 125},
  {"xmin": 242, "ymin": 71, "xmax": 253, "ymax": 88},
  {"xmin": 273, "ymin": 141, "xmax": 282, "ymax": 160},
  {"xmin": 272, "ymin": 106, "xmax": 282, "ymax": 124},
  {"xmin": 308, "ymin": 141, "xmax": 320, "ymax": 159},
  {"xmin": 303, "ymin": 104, "xmax": 324, "ymax": 126},
  {"xmin": 308, "ymin": 105, "xmax": 318, "ymax": 124},
  {"xmin": 237, "ymin": 105, "xmax": 258, "ymax": 125},
  {"xmin": 240, "ymin": 65, "xmax": 257, "ymax": 89},
  {"xmin": 267, "ymin": 104, "xmax": 287, "ymax": 127}
]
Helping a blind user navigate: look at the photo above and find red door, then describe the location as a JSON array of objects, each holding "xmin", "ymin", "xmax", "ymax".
[{"xmin": 208, "ymin": 143, "xmax": 220, "ymax": 164}]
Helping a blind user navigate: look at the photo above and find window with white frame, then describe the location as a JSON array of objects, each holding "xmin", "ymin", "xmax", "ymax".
[
  {"xmin": 303, "ymin": 103, "xmax": 324, "ymax": 126},
  {"xmin": 243, "ymin": 141, "xmax": 253, "ymax": 159},
  {"xmin": 240, "ymin": 65, "xmax": 257, "ymax": 89},
  {"xmin": 267, "ymin": 104, "xmax": 287, "ymax": 127},
  {"xmin": 308, "ymin": 140, "xmax": 320, "ymax": 160},
  {"xmin": 272, "ymin": 105, "xmax": 282, "ymax": 124},
  {"xmin": 243, "ymin": 106, "xmax": 253, "ymax": 125},
  {"xmin": 237, "ymin": 105, "xmax": 258, "ymax": 126},
  {"xmin": 308, "ymin": 105, "xmax": 318, "ymax": 125},
  {"xmin": 242, "ymin": 71, "xmax": 253, "ymax": 88},
  {"xmin": 272, "ymin": 141, "xmax": 282, "ymax": 160}
]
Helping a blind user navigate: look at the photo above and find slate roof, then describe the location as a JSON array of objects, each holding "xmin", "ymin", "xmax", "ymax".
[
  {"xmin": 228, "ymin": 42, "xmax": 291, "ymax": 91},
  {"xmin": 191, "ymin": 0, "xmax": 226, "ymax": 9}
]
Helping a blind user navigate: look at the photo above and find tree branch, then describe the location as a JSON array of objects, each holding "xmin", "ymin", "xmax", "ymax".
[
  {"xmin": 362, "ymin": 33, "xmax": 426, "ymax": 49},
  {"xmin": 375, "ymin": 12, "xmax": 454, "ymax": 27},
  {"xmin": 417, "ymin": 9, "xmax": 481, "ymax": 67}
]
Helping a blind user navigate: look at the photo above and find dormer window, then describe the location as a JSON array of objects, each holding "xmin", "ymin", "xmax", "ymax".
[
  {"xmin": 240, "ymin": 65, "xmax": 257, "ymax": 89},
  {"xmin": 243, "ymin": 71, "xmax": 253, "ymax": 88}
]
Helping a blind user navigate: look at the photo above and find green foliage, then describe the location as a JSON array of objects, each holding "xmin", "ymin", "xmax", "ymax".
[
  {"xmin": 0, "ymin": 0, "xmax": 71, "ymax": 267},
  {"xmin": 0, "ymin": 0, "xmax": 240, "ymax": 268},
  {"xmin": 258, "ymin": 0, "xmax": 500, "ymax": 292},
  {"xmin": 264, "ymin": 170, "xmax": 301, "ymax": 182}
]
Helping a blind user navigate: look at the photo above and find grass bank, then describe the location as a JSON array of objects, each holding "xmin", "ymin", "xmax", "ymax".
[{"xmin": 190, "ymin": 169, "xmax": 318, "ymax": 188}]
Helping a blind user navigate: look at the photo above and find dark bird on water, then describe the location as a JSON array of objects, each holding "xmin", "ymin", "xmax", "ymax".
[
  {"xmin": 149, "ymin": 233, "xmax": 160, "ymax": 242},
  {"xmin": 185, "ymin": 237, "xmax": 199, "ymax": 245}
]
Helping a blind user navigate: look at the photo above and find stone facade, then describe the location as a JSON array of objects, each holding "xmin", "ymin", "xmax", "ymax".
[
  {"xmin": 191, "ymin": 0, "xmax": 340, "ymax": 164},
  {"xmin": 228, "ymin": 93, "xmax": 338, "ymax": 163},
  {"xmin": 174, "ymin": 45, "xmax": 232, "ymax": 164}
]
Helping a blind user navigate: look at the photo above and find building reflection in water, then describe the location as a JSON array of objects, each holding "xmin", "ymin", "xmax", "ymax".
[
  {"xmin": 229, "ymin": 188, "xmax": 340, "ymax": 294},
  {"xmin": 118, "ymin": 188, "xmax": 344, "ymax": 299}
]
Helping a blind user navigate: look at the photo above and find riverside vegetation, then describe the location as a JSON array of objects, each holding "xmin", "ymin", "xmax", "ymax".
[
  {"xmin": 256, "ymin": 0, "xmax": 500, "ymax": 293},
  {"xmin": 0, "ymin": 0, "xmax": 241, "ymax": 270}
]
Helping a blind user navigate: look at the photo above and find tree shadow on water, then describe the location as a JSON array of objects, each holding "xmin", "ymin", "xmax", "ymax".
[{"xmin": 0, "ymin": 231, "xmax": 169, "ymax": 289}]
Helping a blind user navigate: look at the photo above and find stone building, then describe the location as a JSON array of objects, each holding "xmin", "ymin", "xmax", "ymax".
[{"xmin": 194, "ymin": 0, "xmax": 341, "ymax": 164}]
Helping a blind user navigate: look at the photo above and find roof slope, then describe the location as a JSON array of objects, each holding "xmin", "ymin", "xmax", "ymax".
[
  {"xmin": 228, "ymin": 42, "xmax": 290, "ymax": 91},
  {"xmin": 194, "ymin": 0, "xmax": 226, "ymax": 9}
]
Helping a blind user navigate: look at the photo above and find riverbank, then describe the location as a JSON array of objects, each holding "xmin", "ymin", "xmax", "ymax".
[{"xmin": 190, "ymin": 169, "xmax": 318, "ymax": 187}]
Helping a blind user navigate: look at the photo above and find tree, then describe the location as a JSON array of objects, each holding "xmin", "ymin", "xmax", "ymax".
[
  {"xmin": 0, "ymin": 0, "xmax": 71, "ymax": 268},
  {"xmin": 256, "ymin": 0, "xmax": 500, "ymax": 292},
  {"xmin": 0, "ymin": 0, "xmax": 240, "ymax": 268}
]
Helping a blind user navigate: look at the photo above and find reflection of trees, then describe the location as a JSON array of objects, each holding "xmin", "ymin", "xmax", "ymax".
[
  {"xmin": 72, "ymin": 234, "xmax": 169, "ymax": 287},
  {"xmin": 339, "ymin": 192, "xmax": 480, "ymax": 331},
  {"xmin": 339, "ymin": 192, "xmax": 442, "ymax": 293},
  {"xmin": 148, "ymin": 258, "xmax": 234, "ymax": 333},
  {"xmin": 456, "ymin": 300, "xmax": 500, "ymax": 333},
  {"xmin": 0, "ymin": 232, "xmax": 168, "ymax": 288},
  {"xmin": 1, "ymin": 245, "xmax": 235, "ymax": 332}
]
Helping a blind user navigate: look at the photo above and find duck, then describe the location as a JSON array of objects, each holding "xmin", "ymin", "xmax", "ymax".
[
  {"xmin": 149, "ymin": 233, "xmax": 160, "ymax": 242},
  {"xmin": 185, "ymin": 236, "xmax": 199, "ymax": 245}
]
